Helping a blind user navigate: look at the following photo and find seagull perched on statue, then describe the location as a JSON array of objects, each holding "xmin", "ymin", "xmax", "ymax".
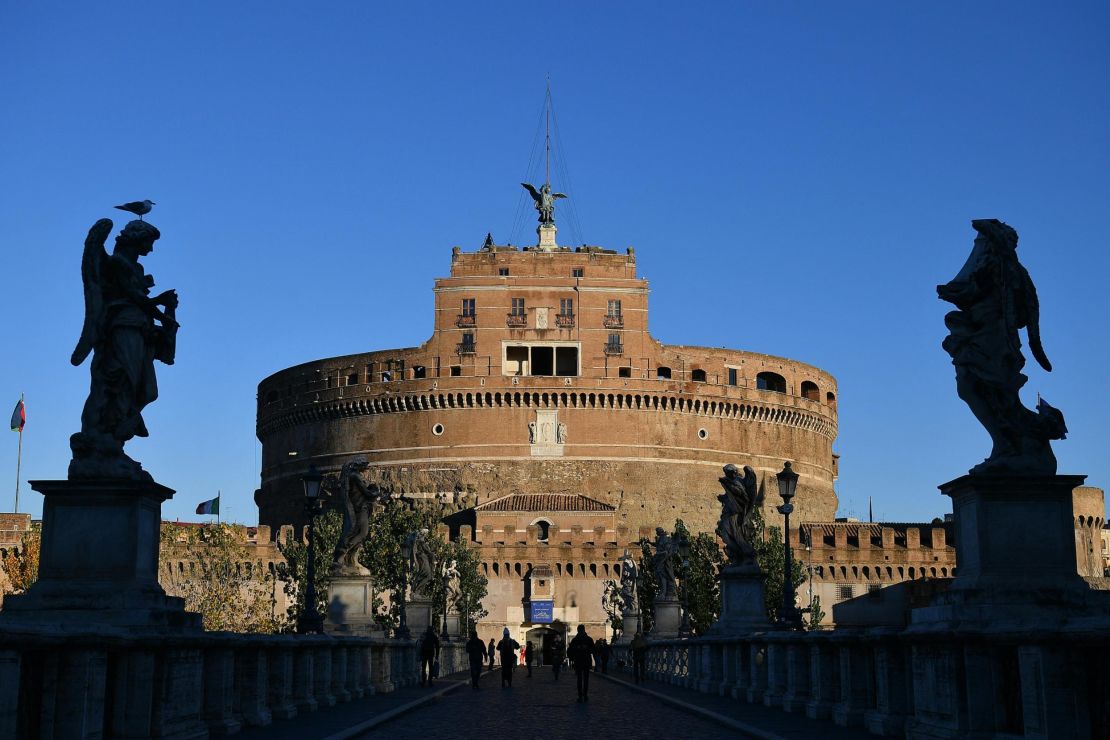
[{"xmin": 114, "ymin": 200, "xmax": 155, "ymax": 220}]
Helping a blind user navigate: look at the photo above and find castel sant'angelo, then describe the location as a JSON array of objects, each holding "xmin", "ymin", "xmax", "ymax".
[{"xmin": 253, "ymin": 162, "xmax": 847, "ymax": 641}]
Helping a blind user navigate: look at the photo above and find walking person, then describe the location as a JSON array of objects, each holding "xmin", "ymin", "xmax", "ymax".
[
  {"xmin": 466, "ymin": 629, "xmax": 486, "ymax": 689},
  {"xmin": 596, "ymin": 638, "xmax": 611, "ymax": 673},
  {"xmin": 525, "ymin": 641, "xmax": 534, "ymax": 678},
  {"xmin": 551, "ymin": 635, "xmax": 565, "ymax": 681},
  {"xmin": 568, "ymin": 625, "xmax": 595, "ymax": 702},
  {"xmin": 419, "ymin": 625, "xmax": 440, "ymax": 687},
  {"xmin": 487, "ymin": 638, "xmax": 496, "ymax": 671},
  {"xmin": 631, "ymin": 631, "xmax": 648, "ymax": 684},
  {"xmin": 496, "ymin": 628, "xmax": 520, "ymax": 688}
]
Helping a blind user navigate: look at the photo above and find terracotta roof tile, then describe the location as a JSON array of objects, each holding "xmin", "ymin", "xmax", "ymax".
[{"xmin": 475, "ymin": 493, "xmax": 616, "ymax": 512}]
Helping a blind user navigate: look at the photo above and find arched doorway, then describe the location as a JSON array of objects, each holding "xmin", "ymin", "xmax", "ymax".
[{"xmin": 525, "ymin": 626, "xmax": 556, "ymax": 666}]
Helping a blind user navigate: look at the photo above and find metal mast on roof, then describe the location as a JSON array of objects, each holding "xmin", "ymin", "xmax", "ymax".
[{"xmin": 545, "ymin": 76, "xmax": 552, "ymax": 188}]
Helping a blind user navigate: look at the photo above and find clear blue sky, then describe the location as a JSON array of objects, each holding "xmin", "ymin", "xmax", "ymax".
[{"xmin": 2, "ymin": 2, "xmax": 1108, "ymax": 525}]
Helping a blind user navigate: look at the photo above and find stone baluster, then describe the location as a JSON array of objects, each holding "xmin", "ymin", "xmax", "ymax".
[
  {"xmin": 313, "ymin": 643, "xmax": 336, "ymax": 707},
  {"xmin": 201, "ymin": 647, "xmax": 241, "ymax": 734},
  {"xmin": 833, "ymin": 634, "xmax": 874, "ymax": 727},
  {"xmin": 107, "ymin": 649, "xmax": 156, "ymax": 737},
  {"xmin": 0, "ymin": 649, "xmax": 20, "ymax": 738},
  {"xmin": 865, "ymin": 632, "xmax": 910, "ymax": 736},
  {"xmin": 330, "ymin": 645, "xmax": 351, "ymax": 703},
  {"xmin": 746, "ymin": 641, "xmax": 768, "ymax": 703},
  {"xmin": 730, "ymin": 638, "xmax": 752, "ymax": 700},
  {"xmin": 717, "ymin": 642, "xmax": 736, "ymax": 697},
  {"xmin": 781, "ymin": 634, "xmax": 812, "ymax": 713},
  {"xmin": 345, "ymin": 645, "xmax": 365, "ymax": 699},
  {"xmin": 292, "ymin": 645, "xmax": 317, "ymax": 713},
  {"xmin": 806, "ymin": 636, "xmax": 841, "ymax": 720},
  {"xmin": 370, "ymin": 642, "xmax": 394, "ymax": 694},
  {"xmin": 235, "ymin": 645, "xmax": 272, "ymax": 727},
  {"xmin": 763, "ymin": 637, "xmax": 788, "ymax": 707},
  {"xmin": 151, "ymin": 646, "xmax": 206, "ymax": 737},
  {"xmin": 39, "ymin": 648, "xmax": 108, "ymax": 739},
  {"xmin": 266, "ymin": 645, "xmax": 298, "ymax": 720}
]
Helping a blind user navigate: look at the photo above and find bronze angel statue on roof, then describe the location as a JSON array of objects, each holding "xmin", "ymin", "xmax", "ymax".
[
  {"xmin": 521, "ymin": 182, "xmax": 566, "ymax": 227},
  {"xmin": 69, "ymin": 218, "xmax": 178, "ymax": 480},
  {"xmin": 937, "ymin": 219, "xmax": 1067, "ymax": 475}
]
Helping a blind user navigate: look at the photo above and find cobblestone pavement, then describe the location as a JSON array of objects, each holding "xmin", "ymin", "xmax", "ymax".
[{"xmin": 361, "ymin": 667, "xmax": 737, "ymax": 738}]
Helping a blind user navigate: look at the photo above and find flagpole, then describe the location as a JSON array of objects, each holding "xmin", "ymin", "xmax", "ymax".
[
  {"xmin": 14, "ymin": 393, "xmax": 23, "ymax": 513},
  {"xmin": 217, "ymin": 490, "xmax": 221, "ymax": 525}
]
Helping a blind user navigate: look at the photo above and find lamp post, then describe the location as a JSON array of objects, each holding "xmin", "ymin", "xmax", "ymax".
[
  {"xmin": 296, "ymin": 465, "xmax": 325, "ymax": 634},
  {"xmin": 678, "ymin": 536, "xmax": 693, "ymax": 638},
  {"xmin": 776, "ymin": 461, "xmax": 804, "ymax": 630},
  {"xmin": 396, "ymin": 532, "xmax": 412, "ymax": 639}
]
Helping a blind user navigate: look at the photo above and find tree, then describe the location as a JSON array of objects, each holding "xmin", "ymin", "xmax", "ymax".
[
  {"xmin": 446, "ymin": 538, "xmax": 488, "ymax": 634},
  {"xmin": 275, "ymin": 508, "xmax": 343, "ymax": 628},
  {"xmin": 1, "ymin": 523, "xmax": 40, "ymax": 596},
  {"xmin": 806, "ymin": 595, "xmax": 826, "ymax": 630},
  {"xmin": 751, "ymin": 510, "xmax": 805, "ymax": 622},
  {"xmin": 160, "ymin": 523, "xmax": 282, "ymax": 633},
  {"xmin": 635, "ymin": 519, "xmax": 723, "ymax": 636}
]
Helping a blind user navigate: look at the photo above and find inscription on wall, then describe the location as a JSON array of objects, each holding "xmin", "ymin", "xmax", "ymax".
[{"xmin": 530, "ymin": 410, "xmax": 563, "ymax": 457}]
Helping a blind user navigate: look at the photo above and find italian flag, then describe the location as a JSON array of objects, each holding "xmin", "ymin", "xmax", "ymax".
[
  {"xmin": 10, "ymin": 398, "xmax": 25, "ymax": 432},
  {"xmin": 196, "ymin": 494, "xmax": 220, "ymax": 516}
]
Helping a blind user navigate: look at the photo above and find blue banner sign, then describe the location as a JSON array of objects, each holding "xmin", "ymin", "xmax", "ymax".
[{"xmin": 529, "ymin": 600, "xmax": 554, "ymax": 623}]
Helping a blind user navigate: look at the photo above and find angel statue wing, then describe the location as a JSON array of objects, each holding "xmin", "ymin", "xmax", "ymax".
[
  {"xmin": 552, "ymin": 192, "xmax": 567, "ymax": 199},
  {"xmin": 71, "ymin": 219, "xmax": 113, "ymax": 366},
  {"xmin": 741, "ymin": 465, "xmax": 761, "ymax": 508},
  {"xmin": 521, "ymin": 182, "xmax": 541, "ymax": 203}
]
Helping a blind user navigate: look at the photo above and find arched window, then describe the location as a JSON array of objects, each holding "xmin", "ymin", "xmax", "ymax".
[
  {"xmin": 826, "ymin": 391, "xmax": 836, "ymax": 408},
  {"xmin": 801, "ymin": 381, "xmax": 819, "ymax": 401},
  {"xmin": 656, "ymin": 366, "xmax": 672, "ymax": 380},
  {"xmin": 691, "ymin": 369, "xmax": 707, "ymax": 383},
  {"xmin": 536, "ymin": 520, "xmax": 551, "ymax": 542},
  {"xmin": 756, "ymin": 371, "xmax": 786, "ymax": 393}
]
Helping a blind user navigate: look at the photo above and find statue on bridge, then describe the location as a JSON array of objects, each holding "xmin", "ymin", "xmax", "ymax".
[
  {"xmin": 70, "ymin": 218, "xmax": 179, "ymax": 481},
  {"xmin": 716, "ymin": 464, "xmax": 762, "ymax": 567},
  {"xmin": 329, "ymin": 457, "xmax": 392, "ymax": 576},
  {"xmin": 618, "ymin": 549, "xmax": 638, "ymax": 609},
  {"xmin": 937, "ymin": 219, "xmax": 1067, "ymax": 475},
  {"xmin": 652, "ymin": 528, "xmax": 680, "ymax": 602},
  {"xmin": 405, "ymin": 528, "xmax": 437, "ymax": 598}
]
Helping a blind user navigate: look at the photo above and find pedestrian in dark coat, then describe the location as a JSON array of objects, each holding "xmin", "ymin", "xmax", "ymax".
[
  {"xmin": 551, "ymin": 636, "xmax": 565, "ymax": 681},
  {"xmin": 595, "ymin": 638, "xmax": 611, "ymax": 673},
  {"xmin": 525, "ymin": 641, "xmax": 534, "ymax": 677},
  {"xmin": 496, "ymin": 628, "xmax": 521, "ymax": 688},
  {"xmin": 631, "ymin": 631, "xmax": 649, "ymax": 684},
  {"xmin": 487, "ymin": 638, "xmax": 496, "ymax": 671},
  {"xmin": 466, "ymin": 630, "xmax": 486, "ymax": 689},
  {"xmin": 419, "ymin": 626, "xmax": 440, "ymax": 687},
  {"xmin": 568, "ymin": 625, "xmax": 595, "ymax": 702}
]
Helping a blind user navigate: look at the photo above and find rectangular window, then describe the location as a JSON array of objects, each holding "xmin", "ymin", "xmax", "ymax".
[
  {"xmin": 837, "ymin": 584, "xmax": 854, "ymax": 602},
  {"xmin": 511, "ymin": 298, "xmax": 526, "ymax": 316},
  {"xmin": 608, "ymin": 333, "xmax": 621, "ymax": 346},
  {"xmin": 461, "ymin": 298, "xmax": 475, "ymax": 316},
  {"xmin": 555, "ymin": 347, "xmax": 578, "ymax": 376},
  {"xmin": 618, "ymin": 366, "xmax": 632, "ymax": 378},
  {"xmin": 728, "ymin": 368, "xmax": 738, "ymax": 386},
  {"xmin": 499, "ymin": 268, "xmax": 510, "ymax": 276},
  {"xmin": 531, "ymin": 346, "xmax": 554, "ymax": 375},
  {"xmin": 461, "ymin": 332, "xmax": 475, "ymax": 347},
  {"xmin": 606, "ymin": 299, "xmax": 622, "ymax": 317},
  {"xmin": 559, "ymin": 298, "xmax": 573, "ymax": 316},
  {"xmin": 450, "ymin": 365, "xmax": 462, "ymax": 377},
  {"xmin": 572, "ymin": 268, "xmax": 584, "ymax": 278},
  {"xmin": 505, "ymin": 346, "xmax": 529, "ymax": 375}
]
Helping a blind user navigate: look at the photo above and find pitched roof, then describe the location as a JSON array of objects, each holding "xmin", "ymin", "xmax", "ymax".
[{"xmin": 475, "ymin": 493, "xmax": 616, "ymax": 513}]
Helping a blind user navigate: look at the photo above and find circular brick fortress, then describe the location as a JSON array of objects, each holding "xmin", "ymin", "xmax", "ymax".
[{"xmin": 255, "ymin": 243, "xmax": 839, "ymax": 536}]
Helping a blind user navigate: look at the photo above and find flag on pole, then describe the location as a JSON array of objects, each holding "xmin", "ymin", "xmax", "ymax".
[
  {"xmin": 10, "ymin": 399, "xmax": 25, "ymax": 432},
  {"xmin": 196, "ymin": 494, "xmax": 220, "ymax": 516}
]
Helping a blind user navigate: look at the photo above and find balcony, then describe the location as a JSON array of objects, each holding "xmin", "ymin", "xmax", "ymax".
[
  {"xmin": 604, "ymin": 342, "xmax": 624, "ymax": 356},
  {"xmin": 506, "ymin": 313, "xmax": 527, "ymax": 328},
  {"xmin": 456, "ymin": 314, "xmax": 476, "ymax": 328},
  {"xmin": 603, "ymin": 314, "xmax": 624, "ymax": 329},
  {"xmin": 456, "ymin": 342, "xmax": 476, "ymax": 355},
  {"xmin": 555, "ymin": 313, "xmax": 575, "ymax": 328}
]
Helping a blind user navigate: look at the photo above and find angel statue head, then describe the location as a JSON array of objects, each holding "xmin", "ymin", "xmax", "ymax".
[{"xmin": 115, "ymin": 220, "xmax": 161, "ymax": 255}]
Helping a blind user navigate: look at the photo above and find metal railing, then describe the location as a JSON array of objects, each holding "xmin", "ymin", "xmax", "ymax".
[
  {"xmin": 604, "ymin": 342, "xmax": 624, "ymax": 356},
  {"xmin": 555, "ymin": 313, "xmax": 575, "ymax": 328},
  {"xmin": 506, "ymin": 313, "xmax": 527, "ymax": 328},
  {"xmin": 455, "ymin": 314, "xmax": 476, "ymax": 328},
  {"xmin": 603, "ymin": 314, "xmax": 624, "ymax": 329},
  {"xmin": 456, "ymin": 342, "xmax": 477, "ymax": 355}
]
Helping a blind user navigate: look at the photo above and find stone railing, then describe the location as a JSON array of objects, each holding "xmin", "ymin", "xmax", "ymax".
[
  {"xmin": 0, "ymin": 630, "xmax": 468, "ymax": 738},
  {"xmin": 610, "ymin": 625, "xmax": 1110, "ymax": 738}
]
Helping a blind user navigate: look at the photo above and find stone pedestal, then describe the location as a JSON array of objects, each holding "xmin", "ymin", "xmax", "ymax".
[
  {"xmin": 710, "ymin": 565, "xmax": 770, "ymax": 634},
  {"xmin": 537, "ymin": 224, "xmax": 557, "ymax": 250},
  {"xmin": 445, "ymin": 610, "xmax": 461, "ymax": 640},
  {"xmin": 651, "ymin": 598, "xmax": 682, "ymax": 638},
  {"xmin": 406, "ymin": 595, "xmax": 434, "ymax": 634},
  {"xmin": 1, "ymin": 478, "xmax": 200, "ymax": 631},
  {"xmin": 618, "ymin": 610, "xmax": 641, "ymax": 641},
  {"xmin": 912, "ymin": 474, "xmax": 1109, "ymax": 625},
  {"xmin": 325, "ymin": 576, "xmax": 380, "ymax": 635}
]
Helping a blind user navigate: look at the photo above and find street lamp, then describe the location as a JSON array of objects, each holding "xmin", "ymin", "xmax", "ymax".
[
  {"xmin": 396, "ymin": 532, "xmax": 413, "ymax": 639},
  {"xmin": 776, "ymin": 461, "xmax": 804, "ymax": 630},
  {"xmin": 678, "ymin": 536, "xmax": 693, "ymax": 638},
  {"xmin": 296, "ymin": 465, "xmax": 325, "ymax": 634}
]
